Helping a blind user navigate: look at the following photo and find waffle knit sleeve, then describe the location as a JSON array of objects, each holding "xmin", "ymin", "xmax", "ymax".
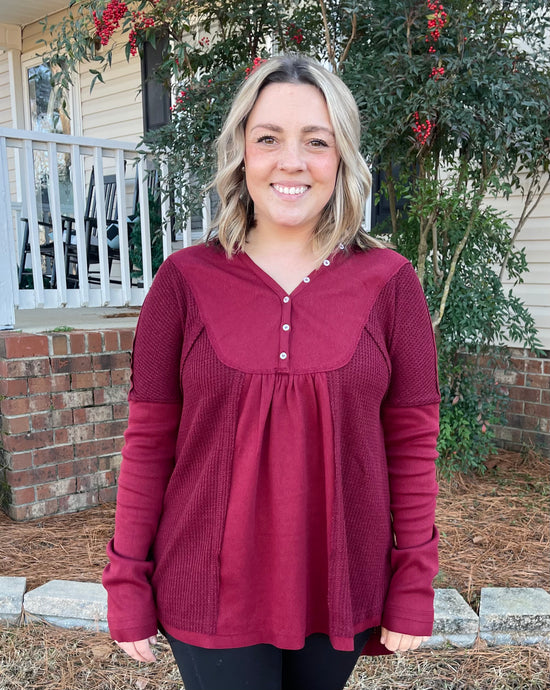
[
  {"xmin": 380, "ymin": 262, "xmax": 440, "ymax": 637},
  {"xmin": 102, "ymin": 259, "xmax": 185, "ymax": 642}
]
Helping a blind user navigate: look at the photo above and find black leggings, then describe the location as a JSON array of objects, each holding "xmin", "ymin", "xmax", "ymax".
[{"xmin": 164, "ymin": 628, "xmax": 373, "ymax": 690}]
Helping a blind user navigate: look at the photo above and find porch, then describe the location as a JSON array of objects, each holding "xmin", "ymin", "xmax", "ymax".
[{"xmin": 0, "ymin": 126, "xmax": 208, "ymax": 331}]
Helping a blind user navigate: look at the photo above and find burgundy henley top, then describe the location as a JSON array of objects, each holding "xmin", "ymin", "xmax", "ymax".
[{"xmin": 102, "ymin": 242, "xmax": 440, "ymax": 656}]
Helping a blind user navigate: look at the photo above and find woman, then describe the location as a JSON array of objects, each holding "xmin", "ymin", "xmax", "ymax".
[{"xmin": 103, "ymin": 54, "xmax": 440, "ymax": 690}]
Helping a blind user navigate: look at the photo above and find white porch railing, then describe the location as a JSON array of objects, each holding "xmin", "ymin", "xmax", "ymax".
[{"xmin": 0, "ymin": 127, "xmax": 208, "ymax": 330}]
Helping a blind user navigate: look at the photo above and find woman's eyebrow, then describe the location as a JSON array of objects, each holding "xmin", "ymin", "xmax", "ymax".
[{"xmin": 249, "ymin": 123, "xmax": 334, "ymax": 136}]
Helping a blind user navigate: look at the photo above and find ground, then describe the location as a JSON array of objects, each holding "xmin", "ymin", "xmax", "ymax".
[{"xmin": 0, "ymin": 449, "xmax": 549, "ymax": 689}]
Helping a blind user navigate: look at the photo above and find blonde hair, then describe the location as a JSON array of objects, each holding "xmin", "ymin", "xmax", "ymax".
[{"xmin": 208, "ymin": 54, "xmax": 385, "ymax": 260}]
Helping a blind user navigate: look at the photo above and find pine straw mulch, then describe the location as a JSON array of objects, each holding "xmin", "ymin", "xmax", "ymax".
[{"xmin": 1, "ymin": 448, "xmax": 549, "ymax": 689}]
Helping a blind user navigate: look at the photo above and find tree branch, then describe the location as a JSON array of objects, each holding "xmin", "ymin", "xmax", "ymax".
[
  {"xmin": 338, "ymin": 12, "xmax": 357, "ymax": 71},
  {"xmin": 317, "ymin": 0, "xmax": 337, "ymax": 72}
]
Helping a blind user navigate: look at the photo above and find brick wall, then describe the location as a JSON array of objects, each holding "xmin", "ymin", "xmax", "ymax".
[
  {"xmin": 1, "ymin": 331, "xmax": 548, "ymax": 521},
  {"xmin": 481, "ymin": 348, "xmax": 550, "ymax": 457},
  {"xmin": 0, "ymin": 328, "xmax": 134, "ymax": 521}
]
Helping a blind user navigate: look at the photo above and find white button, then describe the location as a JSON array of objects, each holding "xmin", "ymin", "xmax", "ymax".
[
  {"xmin": 339, "ymin": 243, "xmax": 345, "ymax": 250},
  {"xmin": 279, "ymin": 352, "xmax": 288, "ymax": 360},
  {"xmin": 303, "ymin": 276, "xmax": 310, "ymax": 283},
  {"xmin": 283, "ymin": 296, "xmax": 290, "ymax": 303},
  {"xmin": 282, "ymin": 324, "xmax": 290, "ymax": 331},
  {"xmin": 323, "ymin": 259, "xmax": 330, "ymax": 266}
]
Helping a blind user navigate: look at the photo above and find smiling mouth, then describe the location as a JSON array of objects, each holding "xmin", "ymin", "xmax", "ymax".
[{"xmin": 271, "ymin": 184, "xmax": 309, "ymax": 196}]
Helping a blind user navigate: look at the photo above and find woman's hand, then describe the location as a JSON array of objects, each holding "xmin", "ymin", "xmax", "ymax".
[
  {"xmin": 115, "ymin": 636, "xmax": 158, "ymax": 662},
  {"xmin": 380, "ymin": 627, "xmax": 429, "ymax": 652}
]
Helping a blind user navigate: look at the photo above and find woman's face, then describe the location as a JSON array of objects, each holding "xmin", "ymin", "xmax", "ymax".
[{"xmin": 243, "ymin": 82, "xmax": 340, "ymax": 239}]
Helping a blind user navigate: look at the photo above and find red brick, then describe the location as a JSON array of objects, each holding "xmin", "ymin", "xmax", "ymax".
[
  {"xmin": 54, "ymin": 428, "xmax": 69, "ymax": 444},
  {"xmin": 7, "ymin": 452, "xmax": 33, "ymax": 471},
  {"xmin": 5, "ymin": 465, "xmax": 57, "ymax": 488},
  {"xmin": 103, "ymin": 331, "xmax": 119, "ymax": 351},
  {"xmin": 33, "ymin": 444, "xmax": 74, "ymax": 467},
  {"xmin": 3, "ymin": 431, "xmax": 53, "ymax": 453},
  {"xmin": 11, "ymin": 486, "xmax": 36, "ymax": 505},
  {"xmin": 506, "ymin": 399, "xmax": 524, "ymax": 415},
  {"xmin": 51, "ymin": 374, "xmax": 71, "ymax": 392},
  {"xmin": 526, "ymin": 373, "xmax": 550, "ymax": 389},
  {"xmin": 52, "ymin": 390, "xmax": 93, "ymax": 409},
  {"xmin": 524, "ymin": 402, "xmax": 550, "ymax": 418},
  {"xmin": 92, "ymin": 352, "xmax": 131, "ymax": 371},
  {"xmin": 51, "ymin": 355, "xmax": 92, "ymax": 374},
  {"xmin": 0, "ymin": 333, "xmax": 49, "ymax": 358},
  {"xmin": 1, "ymin": 397, "xmax": 30, "ymax": 415},
  {"xmin": 29, "ymin": 395, "xmax": 52, "ymax": 413},
  {"xmin": 86, "ymin": 332, "xmax": 103, "ymax": 353},
  {"xmin": 75, "ymin": 438, "xmax": 117, "ymax": 458},
  {"xmin": 0, "ymin": 378, "xmax": 28, "ymax": 396},
  {"xmin": 119, "ymin": 329, "xmax": 135, "ymax": 351},
  {"xmin": 2, "ymin": 415, "xmax": 31, "ymax": 434},
  {"xmin": 27, "ymin": 377, "xmax": 53, "ymax": 394},
  {"xmin": 111, "ymin": 368, "xmax": 130, "ymax": 386},
  {"xmin": 51, "ymin": 409, "xmax": 73, "ymax": 427},
  {"xmin": 72, "ymin": 457, "xmax": 99, "ymax": 475},
  {"xmin": 58, "ymin": 493, "xmax": 97, "ymax": 513},
  {"xmin": 27, "ymin": 375, "xmax": 70, "ymax": 395},
  {"xmin": 510, "ymin": 357, "xmax": 526, "ymax": 371},
  {"xmin": 525, "ymin": 358, "xmax": 544, "ymax": 374},
  {"xmin": 66, "ymin": 424, "xmax": 95, "ymax": 443},
  {"xmin": 509, "ymin": 387, "xmax": 541, "ymax": 403},
  {"xmin": 545, "ymin": 360, "xmax": 550, "ymax": 375},
  {"xmin": 542, "ymin": 390, "xmax": 550, "ymax": 405},
  {"xmin": 98, "ymin": 454, "xmax": 122, "ymax": 471},
  {"xmin": 71, "ymin": 371, "xmax": 110, "ymax": 390},
  {"xmin": 114, "ymin": 436, "xmax": 124, "ymax": 452},
  {"xmin": 99, "ymin": 486, "xmax": 118, "ymax": 502},
  {"xmin": 6, "ymin": 358, "xmax": 50, "ymax": 378},
  {"xmin": 51, "ymin": 333, "xmax": 68, "ymax": 355},
  {"xmin": 94, "ymin": 420, "xmax": 127, "ymax": 439},
  {"xmin": 35, "ymin": 478, "xmax": 76, "ymax": 500},
  {"xmin": 69, "ymin": 331, "xmax": 86, "ymax": 354},
  {"xmin": 113, "ymin": 403, "xmax": 128, "ymax": 419},
  {"xmin": 94, "ymin": 387, "xmax": 127, "ymax": 405},
  {"xmin": 73, "ymin": 406, "xmax": 112, "ymax": 424},
  {"xmin": 30, "ymin": 412, "xmax": 53, "ymax": 430}
]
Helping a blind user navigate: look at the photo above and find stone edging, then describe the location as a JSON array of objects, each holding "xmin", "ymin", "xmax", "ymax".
[{"xmin": 2, "ymin": 578, "xmax": 550, "ymax": 648}]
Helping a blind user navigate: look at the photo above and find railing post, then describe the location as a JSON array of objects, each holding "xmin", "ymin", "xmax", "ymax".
[{"xmin": 0, "ymin": 136, "xmax": 16, "ymax": 329}]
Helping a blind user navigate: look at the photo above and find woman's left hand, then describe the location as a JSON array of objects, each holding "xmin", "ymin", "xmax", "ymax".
[{"xmin": 380, "ymin": 627, "xmax": 430, "ymax": 652}]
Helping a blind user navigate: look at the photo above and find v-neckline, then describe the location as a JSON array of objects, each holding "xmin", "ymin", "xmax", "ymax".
[{"xmin": 238, "ymin": 250, "xmax": 317, "ymax": 298}]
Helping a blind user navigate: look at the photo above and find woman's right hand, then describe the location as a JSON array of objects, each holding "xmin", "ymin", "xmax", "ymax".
[{"xmin": 115, "ymin": 636, "xmax": 158, "ymax": 662}]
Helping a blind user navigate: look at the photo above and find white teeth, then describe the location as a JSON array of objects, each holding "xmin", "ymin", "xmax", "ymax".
[{"xmin": 273, "ymin": 184, "xmax": 308, "ymax": 195}]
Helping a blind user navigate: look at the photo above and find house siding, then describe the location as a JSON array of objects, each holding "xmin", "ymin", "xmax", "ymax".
[
  {"xmin": 489, "ymin": 183, "xmax": 550, "ymax": 349},
  {"xmin": 22, "ymin": 11, "xmax": 143, "ymax": 144}
]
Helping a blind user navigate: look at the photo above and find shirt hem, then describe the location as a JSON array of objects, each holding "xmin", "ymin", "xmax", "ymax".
[{"xmin": 161, "ymin": 614, "xmax": 381, "ymax": 652}]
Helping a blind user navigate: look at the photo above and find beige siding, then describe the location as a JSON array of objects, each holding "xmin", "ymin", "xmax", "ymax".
[
  {"xmin": 496, "ymin": 182, "xmax": 550, "ymax": 349},
  {"xmin": 79, "ymin": 52, "xmax": 143, "ymax": 144},
  {"xmin": 22, "ymin": 11, "xmax": 143, "ymax": 144}
]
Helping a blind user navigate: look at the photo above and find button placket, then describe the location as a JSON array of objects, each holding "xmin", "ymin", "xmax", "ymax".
[{"xmin": 278, "ymin": 294, "xmax": 292, "ymax": 370}]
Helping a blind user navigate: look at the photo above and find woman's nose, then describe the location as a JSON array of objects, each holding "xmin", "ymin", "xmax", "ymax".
[{"xmin": 277, "ymin": 142, "xmax": 305, "ymax": 171}]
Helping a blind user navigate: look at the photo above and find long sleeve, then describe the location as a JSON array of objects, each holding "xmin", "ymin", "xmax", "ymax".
[
  {"xmin": 380, "ymin": 262, "xmax": 440, "ymax": 636},
  {"xmin": 102, "ymin": 259, "xmax": 185, "ymax": 642}
]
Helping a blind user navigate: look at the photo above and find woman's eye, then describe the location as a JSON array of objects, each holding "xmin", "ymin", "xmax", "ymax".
[
  {"xmin": 309, "ymin": 139, "xmax": 328, "ymax": 148},
  {"xmin": 257, "ymin": 135, "xmax": 276, "ymax": 144}
]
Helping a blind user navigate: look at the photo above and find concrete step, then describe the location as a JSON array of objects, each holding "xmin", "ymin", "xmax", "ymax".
[
  {"xmin": 22, "ymin": 579, "xmax": 108, "ymax": 632},
  {"xmin": 1, "ymin": 577, "xmax": 550, "ymax": 648},
  {"xmin": 479, "ymin": 587, "xmax": 550, "ymax": 646},
  {"xmin": 0, "ymin": 577, "xmax": 26, "ymax": 624}
]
